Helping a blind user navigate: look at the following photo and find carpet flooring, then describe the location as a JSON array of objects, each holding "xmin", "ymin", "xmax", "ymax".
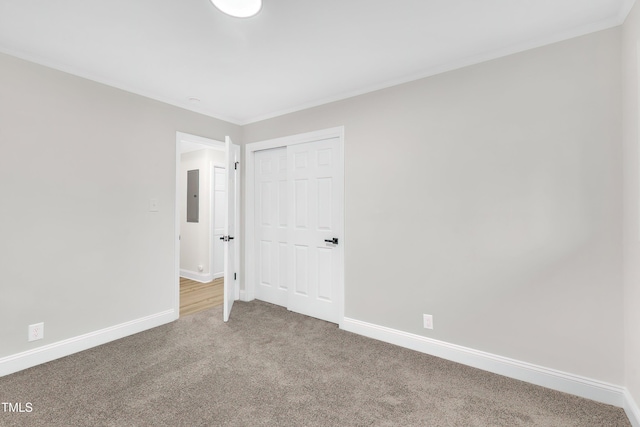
[{"xmin": 0, "ymin": 301, "xmax": 631, "ymax": 426}]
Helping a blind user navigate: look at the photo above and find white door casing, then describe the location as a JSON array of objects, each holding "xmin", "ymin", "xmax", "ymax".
[
  {"xmin": 254, "ymin": 148, "xmax": 288, "ymax": 307},
  {"xmin": 223, "ymin": 136, "xmax": 240, "ymax": 322}
]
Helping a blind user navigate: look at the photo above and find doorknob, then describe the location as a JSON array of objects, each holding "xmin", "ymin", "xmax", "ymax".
[
  {"xmin": 220, "ymin": 235, "xmax": 235, "ymax": 242},
  {"xmin": 324, "ymin": 238, "xmax": 338, "ymax": 245}
]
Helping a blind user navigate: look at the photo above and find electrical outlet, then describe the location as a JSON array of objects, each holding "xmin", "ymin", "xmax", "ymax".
[
  {"xmin": 28, "ymin": 322, "xmax": 44, "ymax": 342},
  {"xmin": 423, "ymin": 314, "xmax": 433, "ymax": 330}
]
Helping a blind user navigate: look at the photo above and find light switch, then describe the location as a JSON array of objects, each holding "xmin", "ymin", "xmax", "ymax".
[{"xmin": 149, "ymin": 198, "xmax": 159, "ymax": 212}]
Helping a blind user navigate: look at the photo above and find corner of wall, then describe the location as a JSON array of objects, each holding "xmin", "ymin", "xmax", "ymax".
[
  {"xmin": 622, "ymin": 0, "xmax": 640, "ymax": 420},
  {"xmin": 620, "ymin": 0, "xmax": 638, "ymax": 24},
  {"xmin": 625, "ymin": 388, "xmax": 640, "ymax": 427}
]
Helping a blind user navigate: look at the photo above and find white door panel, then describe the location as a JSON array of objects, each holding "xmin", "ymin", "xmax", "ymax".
[
  {"xmin": 254, "ymin": 148, "xmax": 288, "ymax": 307},
  {"xmin": 223, "ymin": 136, "xmax": 239, "ymax": 322},
  {"xmin": 287, "ymin": 137, "xmax": 342, "ymax": 323}
]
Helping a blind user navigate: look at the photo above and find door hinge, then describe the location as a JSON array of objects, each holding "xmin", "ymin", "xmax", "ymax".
[
  {"xmin": 234, "ymin": 272, "xmax": 237, "ymax": 281},
  {"xmin": 234, "ymin": 161, "xmax": 239, "ymax": 170}
]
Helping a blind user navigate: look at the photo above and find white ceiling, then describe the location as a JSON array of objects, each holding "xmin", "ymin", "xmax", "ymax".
[{"xmin": 0, "ymin": 0, "xmax": 634, "ymax": 125}]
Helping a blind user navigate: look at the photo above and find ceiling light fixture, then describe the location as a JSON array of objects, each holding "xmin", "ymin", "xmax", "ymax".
[{"xmin": 211, "ymin": 0, "xmax": 262, "ymax": 18}]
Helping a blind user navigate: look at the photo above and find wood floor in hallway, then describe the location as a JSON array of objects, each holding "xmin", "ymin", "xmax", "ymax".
[{"xmin": 180, "ymin": 277, "xmax": 224, "ymax": 316}]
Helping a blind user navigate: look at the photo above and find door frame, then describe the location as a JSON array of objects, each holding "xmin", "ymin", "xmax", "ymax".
[
  {"xmin": 244, "ymin": 126, "xmax": 345, "ymax": 326},
  {"xmin": 174, "ymin": 131, "xmax": 225, "ymax": 319}
]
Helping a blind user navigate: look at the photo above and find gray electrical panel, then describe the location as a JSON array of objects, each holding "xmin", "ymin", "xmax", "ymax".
[{"xmin": 187, "ymin": 169, "xmax": 199, "ymax": 223}]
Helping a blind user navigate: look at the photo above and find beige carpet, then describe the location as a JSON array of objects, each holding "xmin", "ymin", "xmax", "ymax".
[{"xmin": 0, "ymin": 301, "xmax": 630, "ymax": 426}]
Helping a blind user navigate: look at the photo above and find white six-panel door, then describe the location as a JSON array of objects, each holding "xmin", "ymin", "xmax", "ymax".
[
  {"xmin": 253, "ymin": 137, "xmax": 343, "ymax": 324},
  {"xmin": 287, "ymin": 138, "xmax": 342, "ymax": 323},
  {"xmin": 254, "ymin": 148, "xmax": 289, "ymax": 307}
]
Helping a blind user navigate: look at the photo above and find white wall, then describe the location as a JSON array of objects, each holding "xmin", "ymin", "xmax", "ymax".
[
  {"xmin": 0, "ymin": 52, "xmax": 240, "ymax": 359},
  {"xmin": 622, "ymin": 0, "xmax": 640, "ymax": 412},
  {"xmin": 180, "ymin": 149, "xmax": 212, "ymax": 277},
  {"xmin": 243, "ymin": 28, "xmax": 624, "ymax": 385}
]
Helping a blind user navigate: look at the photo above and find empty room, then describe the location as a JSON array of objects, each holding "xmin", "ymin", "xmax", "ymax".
[{"xmin": 1, "ymin": 0, "xmax": 640, "ymax": 425}]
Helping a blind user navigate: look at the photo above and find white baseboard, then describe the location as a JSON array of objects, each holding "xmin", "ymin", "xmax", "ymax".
[
  {"xmin": 625, "ymin": 388, "xmax": 640, "ymax": 427},
  {"xmin": 341, "ymin": 317, "xmax": 625, "ymax": 407},
  {"xmin": 0, "ymin": 309, "xmax": 175, "ymax": 377},
  {"xmin": 180, "ymin": 269, "xmax": 214, "ymax": 283},
  {"xmin": 239, "ymin": 289, "xmax": 249, "ymax": 301}
]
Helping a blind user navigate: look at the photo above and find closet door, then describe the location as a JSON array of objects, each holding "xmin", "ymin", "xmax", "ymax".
[
  {"xmin": 287, "ymin": 137, "xmax": 342, "ymax": 324},
  {"xmin": 254, "ymin": 148, "xmax": 288, "ymax": 306}
]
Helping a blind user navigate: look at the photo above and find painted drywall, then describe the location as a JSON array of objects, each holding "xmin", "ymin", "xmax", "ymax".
[
  {"xmin": 179, "ymin": 148, "xmax": 223, "ymax": 278},
  {"xmin": 243, "ymin": 29, "xmax": 623, "ymax": 384},
  {"xmin": 622, "ymin": 0, "xmax": 640, "ymax": 410},
  {"xmin": 0, "ymin": 52, "xmax": 240, "ymax": 358}
]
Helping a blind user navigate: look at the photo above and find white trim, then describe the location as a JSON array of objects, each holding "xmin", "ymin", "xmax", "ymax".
[
  {"xmin": 625, "ymin": 389, "xmax": 640, "ymax": 427},
  {"xmin": 209, "ymin": 161, "xmax": 215, "ymax": 281},
  {"xmin": 341, "ymin": 317, "xmax": 625, "ymax": 407},
  {"xmin": 246, "ymin": 127, "xmax": 345, "ymax": 152},
  {"xmin": 179, "ymin": 269, "xmax": 215, "ymax": 283},
  {"xmin": 0, "ymin": 310, "xmax": 175, "ymax": 377},
  {"xmin": 233, "ymin": 152, "xmax": 241, "ymax": 301},
  {"xmin": 239, "ymin": 290, "xmax": 249, "ymax": 302},
  {"xmin": 338, "ymin": 127, "xmax": 346, "ymax": 327},
  {"xmin": 175, "ymin": 137, "xmax": 181, "ymax": 320},
  {"xmin": 245, "ymin": 145, "xmax": 256, "ymax": 302},
  {"xmin": 175, "ymin": 132, "xmax": 225, "ymax": 318},
  {"xmin": 244, "ymin": 127, "xmax": 345, "ymax": 324}
]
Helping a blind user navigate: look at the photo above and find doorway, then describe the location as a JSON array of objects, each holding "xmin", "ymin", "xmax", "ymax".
[
  {"xmin": 174, "ymin": 132, "xmax": 239, "ymax": 320},
  {"xmin": 245, "ymin": 127, "xmax": 345, "ymax": 325}
]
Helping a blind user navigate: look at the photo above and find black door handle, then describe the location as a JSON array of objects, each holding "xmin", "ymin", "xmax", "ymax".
[
  {"xmin": 324, "ymin": 238, "xmax": 339, "ymax": 245},
  {"xmin": 220, "ymin": 236, "xmax": 235, "ymax": 241}
]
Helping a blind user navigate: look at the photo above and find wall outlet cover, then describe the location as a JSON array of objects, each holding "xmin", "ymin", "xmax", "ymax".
[
  {"xmin": 28, "ymin": 322, "xmax": 44, "ymax": 342},
  {"xmin": 423, "ymin": 314, "xmax": 433, "ymax": 330}
]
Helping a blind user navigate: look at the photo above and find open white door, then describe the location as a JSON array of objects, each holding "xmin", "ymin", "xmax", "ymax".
[{"xmin": 223, "ymin": 136, "xmax": 240, "ymax": 322}]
